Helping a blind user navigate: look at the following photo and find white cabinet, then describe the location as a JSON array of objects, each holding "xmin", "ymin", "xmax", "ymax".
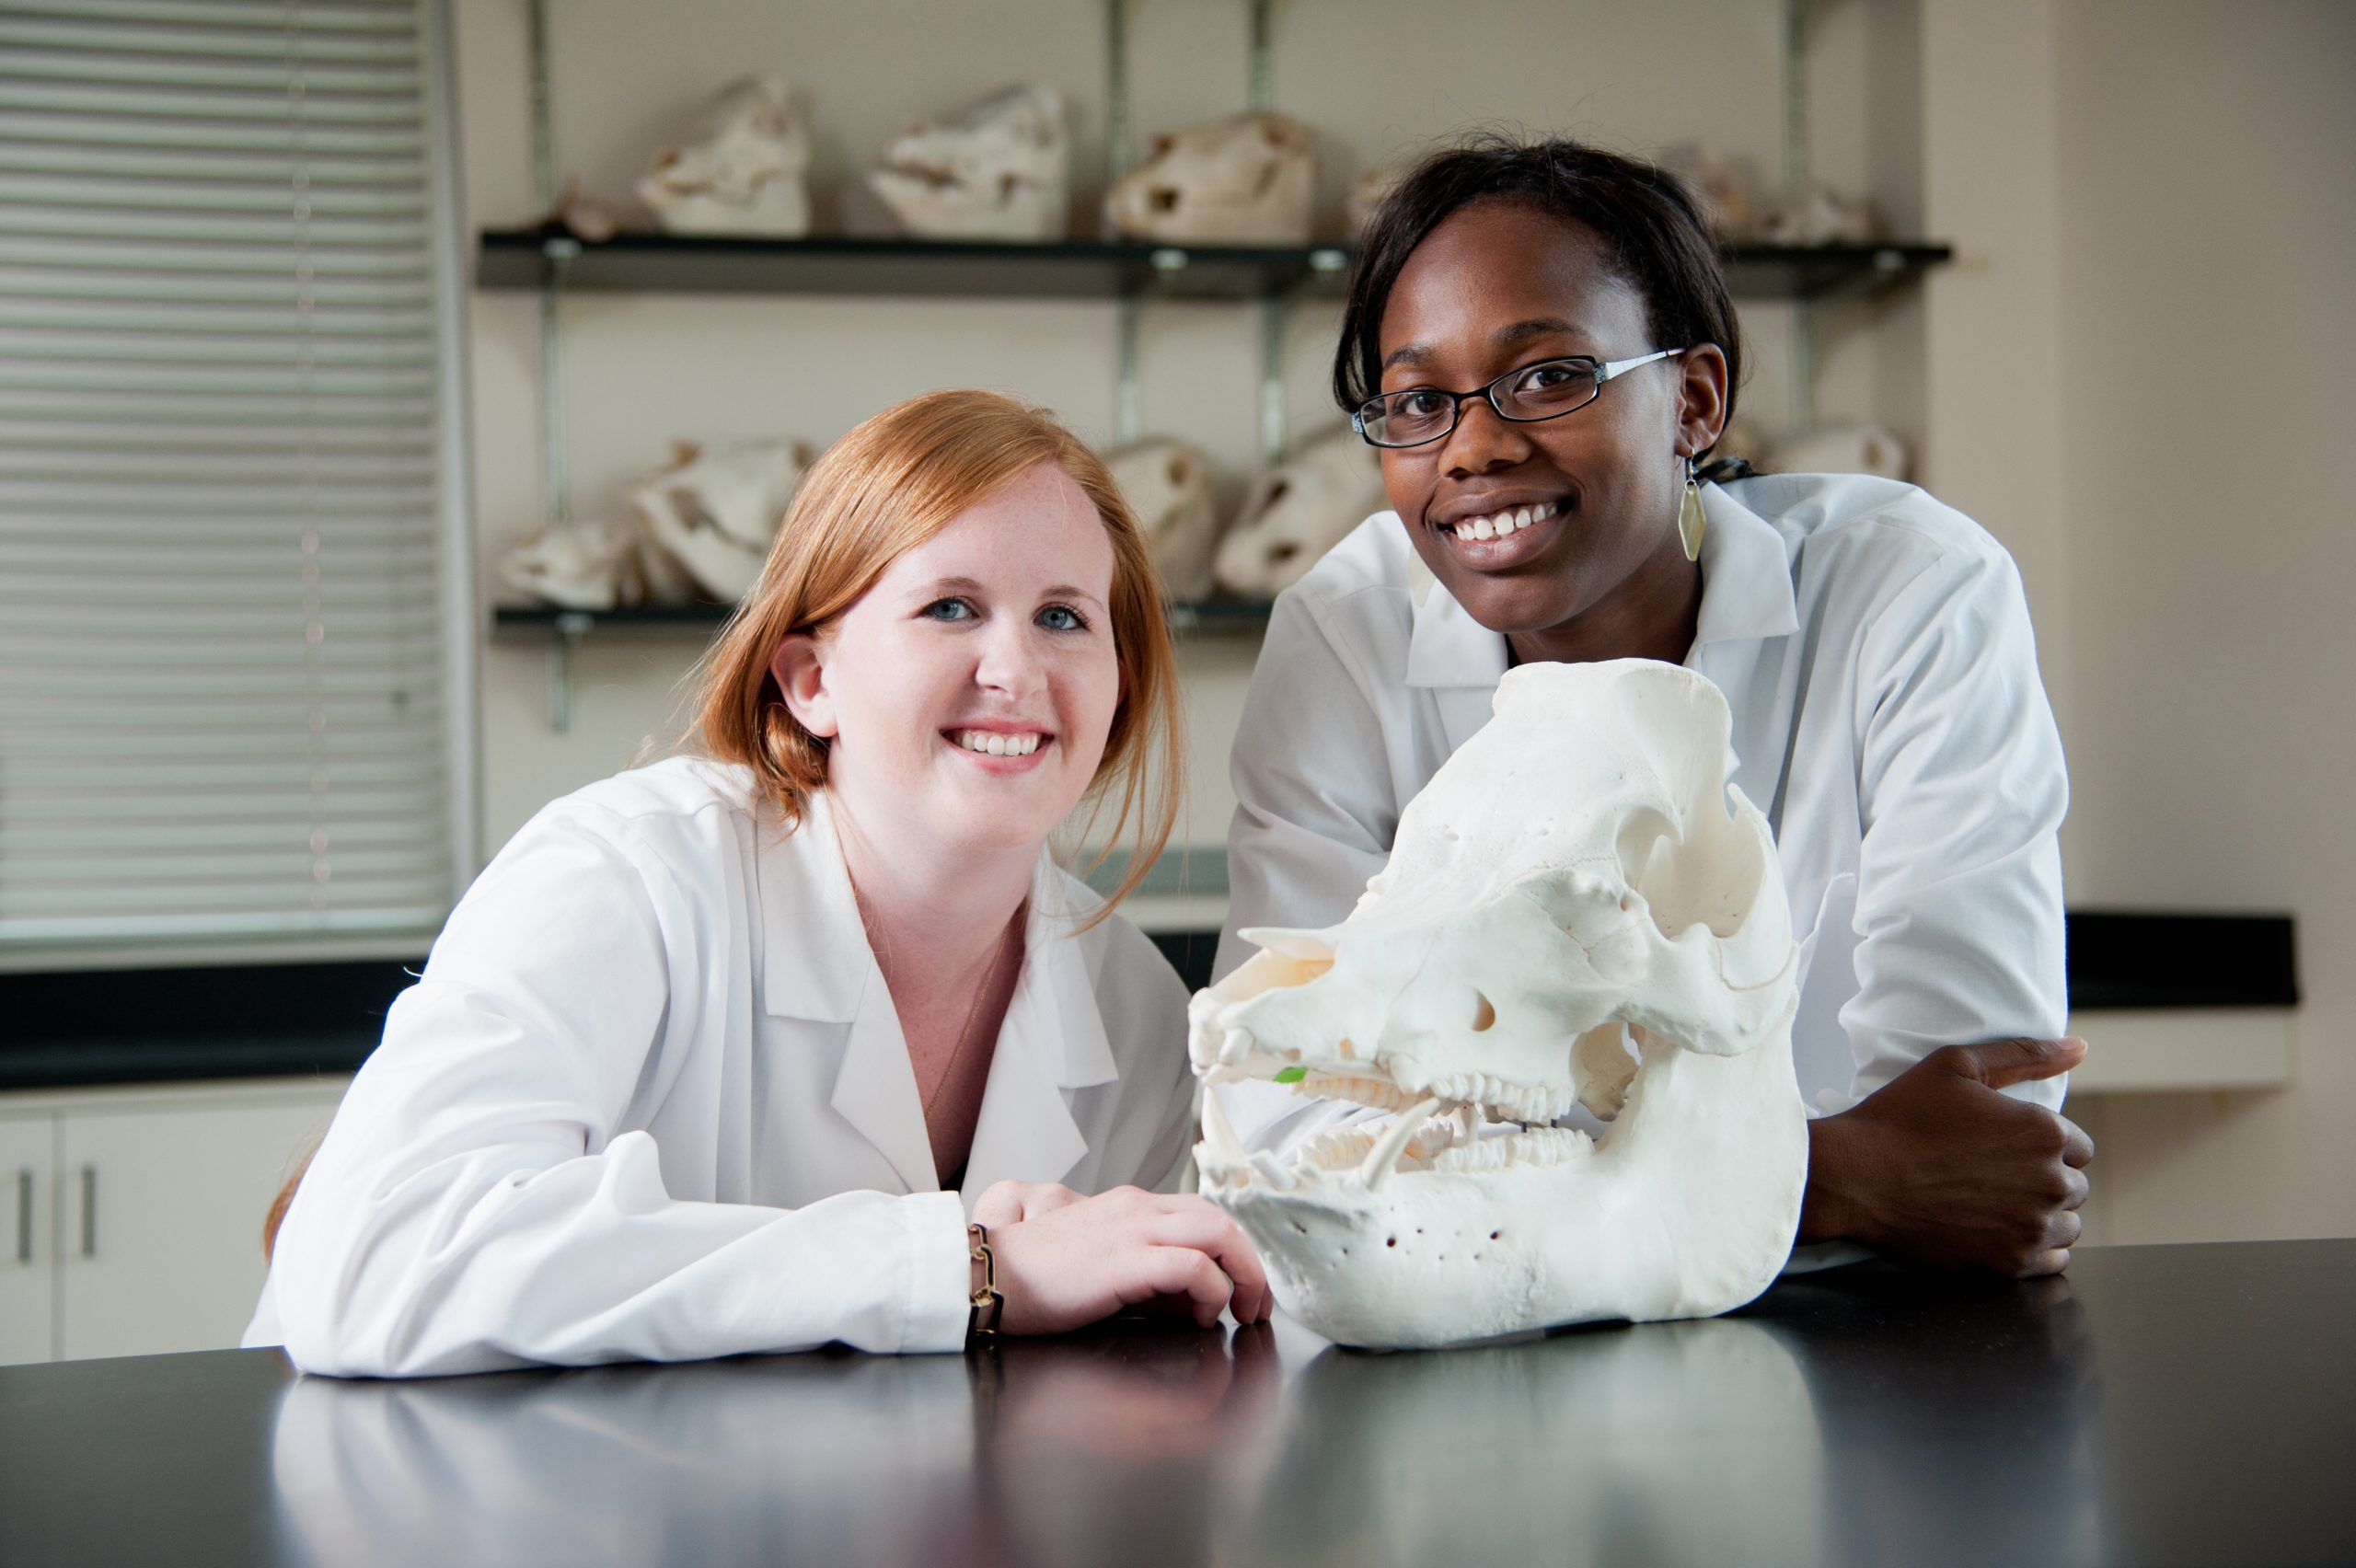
[
  {"xmin": 0, "ymin": 1110, "xmax": 55, "ymax": 1365},
  {"xmin": 0, "ymin": 1078, "xmax": 348, "ymax": 1366}
]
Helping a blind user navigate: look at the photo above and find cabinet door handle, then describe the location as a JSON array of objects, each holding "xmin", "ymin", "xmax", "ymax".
[
  {"xmin": 79, "ymin": 1164, "xmax": 96, "ymax": 1258},
  {"xmin": 12, "ymin": 1168, "xmax": 28, "ymax": 1264}
]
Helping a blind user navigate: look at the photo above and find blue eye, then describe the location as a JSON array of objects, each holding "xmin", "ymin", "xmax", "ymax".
[
  {"xmin": 922, "ymin": 597, "xmax": 976, "ymax": 622},
  {"xmin": 1037, "ymin": 604, "xmax": 1089, "ymax": 632}
]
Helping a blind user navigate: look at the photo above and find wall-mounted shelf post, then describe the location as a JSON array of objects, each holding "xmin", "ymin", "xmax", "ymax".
[{"xmin": 548, "ymin": 611, "xmax": 590, "ymax": 732}]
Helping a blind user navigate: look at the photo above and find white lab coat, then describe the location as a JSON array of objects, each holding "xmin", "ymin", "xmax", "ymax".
[
  {"xmin": 1218, "ymin": 472, "xmax": 2070, "ymax": 1149},
  {"xmin": 248, "ymin": 757, "xmax": 1194, "ymax": 1377}
]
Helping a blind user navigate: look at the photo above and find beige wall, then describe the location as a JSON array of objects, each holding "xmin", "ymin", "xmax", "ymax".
[{"xmin": 2045, "ymin": 1, "xmax": 2356, "ymax": 1244}]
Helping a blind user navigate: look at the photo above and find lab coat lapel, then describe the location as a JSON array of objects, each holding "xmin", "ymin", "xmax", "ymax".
[
  {"xmin": 1683, "ymin": 483, "xmax": 1805, "ymax": 824},
  {"xmin": 1404, "ymin": 562, "xmax": 1509, "ymax": 755},
  {"xmin": 957, "ymin": 863, "xmax": 1117, "ymax": 1201},
  {"xmin": 756, "ymin": 791, "xmax": 939, "ymax": 1194}
]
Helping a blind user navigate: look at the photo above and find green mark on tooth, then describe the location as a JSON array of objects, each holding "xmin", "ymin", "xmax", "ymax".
[{"xmin": 1273, "ymin": 1066, "xmax": 1308, "ymax": 1083}]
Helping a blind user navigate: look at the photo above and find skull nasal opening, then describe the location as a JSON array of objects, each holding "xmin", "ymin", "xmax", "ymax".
[{"xmin": 1470, "ymin": 990, "xmax": 1496, "ymax": 1032}]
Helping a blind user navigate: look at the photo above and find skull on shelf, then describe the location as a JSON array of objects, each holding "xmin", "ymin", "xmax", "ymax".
[
  {"xmin": 1105, "ymin": 111, "xmax": 1316, "ymax": 247},
  {"xmin": 637, "ymin": 77, "xmax": 812, "ymax": 236},
  {"xmin": 1192, "ymin": 659, "xmax": 1807, "ymax": 1349},
  {"xmin": 1107, "ymin": 439, "xmax": 1220, "ymax": 603},
  {"xmin": 868, "ymin": 84, "xmax": 1070, "ymax": 242},
  {"xmin": 1764, "ymin": 423, "xmax": 1911, "ymax": 481},
  {"xmin": 627, "ymin": 438, "xmax": 813, "ymax": 603},
  {"xmin": 498, "ymin": 517, "xmax": 646, "ymax": 612},
  {"xmin": 1750, "ymin": 187, "xmax": 1884, "ymax": 247},
  {"xmin": 1652, "ymin": 143, "xmax": 1756, "ymax": 242},
  {"xmin": 1212, "ymin": 428, "xmax": 1386, "ymax": 598}
]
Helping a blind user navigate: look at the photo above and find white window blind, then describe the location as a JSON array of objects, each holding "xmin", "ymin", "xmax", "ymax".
[{"xmin": 0, "ymin": 0, "xmax": 468, "ymax": 965}]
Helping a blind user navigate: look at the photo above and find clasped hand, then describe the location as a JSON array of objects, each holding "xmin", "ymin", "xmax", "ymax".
[
  {"xmin": 1802, "ymin": 1035, "xmax": 2095, "ymax": 1276},
  {"xmin": 972, "ymin": 1182, "xmax": 1274, "ymax": 1334}
]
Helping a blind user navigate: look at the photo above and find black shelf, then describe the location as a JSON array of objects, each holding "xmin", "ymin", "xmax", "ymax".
[
  {"xmin": 491, "ymin": 597, "xmax": 1275, "ymax": 636},
  {"xmin": 476, "ymin": 227, "xmax": 1953, "ymax": 302}
]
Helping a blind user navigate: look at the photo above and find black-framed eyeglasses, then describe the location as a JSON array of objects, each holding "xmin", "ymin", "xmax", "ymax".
[{"xmin": 1350, "ymin": 348, "xmax": 1689, "ymax": 449}]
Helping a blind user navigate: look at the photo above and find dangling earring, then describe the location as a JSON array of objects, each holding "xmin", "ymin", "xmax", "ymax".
[{"xmin": 1678, "ymin": 455, "xmax": 1706, "ymax": 562}]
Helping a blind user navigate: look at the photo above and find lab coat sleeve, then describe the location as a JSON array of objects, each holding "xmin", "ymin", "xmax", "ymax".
[
  {"xmin": 1216, "ymin": 587, "xmax": 1402, "ymax": 1156},
  {"xmin": 267, "ymin": 804, "xmax": 971, "ymax": 1378},
  {"xmin": 1844, "ymin": 545, "xmax": 2071, "ymax": 1109}
]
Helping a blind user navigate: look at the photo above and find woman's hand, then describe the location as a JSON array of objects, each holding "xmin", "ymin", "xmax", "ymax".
[
  {"xmin": 1799, "ymin": 1036, "xmax": 2095, "ymax": 1276},
  {"xmin": 972, "ymin": 1180, "xmax": 1090, "ymax": 1228},
  {"xmin": 983, "ymin": 1186, "xmax": 1274, "ymax": 1334}
]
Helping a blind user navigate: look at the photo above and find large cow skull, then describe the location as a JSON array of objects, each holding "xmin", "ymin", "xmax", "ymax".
[
  {"xmin": 637, "ymin": 77, "xmax": 812, "ymax": 236},
  {"xmin": 869, "ymin": 85, "xmax": 1069, "ymax": 242},
  {"xmin": 1192, "ymin": 660, "xmax": 1807, "ymax": 1348},
  {"xmin": 1105, "ymin": 111, "xmax": 1315, "ymax": 246},
  {"xmin": 1213, "ymin": 429, "xmax": 1385, "ymax": 597},
  {"xmin": 627, "ymin": 438, "xmax": 812, "ymax": 602}
]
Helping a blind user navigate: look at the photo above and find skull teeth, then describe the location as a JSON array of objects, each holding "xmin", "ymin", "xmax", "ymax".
[{"xmin": 1428, "ymin": 1125, "xmax": 1594, "ymax": 1173}]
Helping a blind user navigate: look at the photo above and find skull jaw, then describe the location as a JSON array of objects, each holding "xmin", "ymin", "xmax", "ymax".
[{"xmin": 1203, "ymin": 1035, "xmax": 1808, "ymax": 1349}]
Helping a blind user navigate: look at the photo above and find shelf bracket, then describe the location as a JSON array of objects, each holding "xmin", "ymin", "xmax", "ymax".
[
  {"xmin": 1248, "ymin": 0, "xmax": 1274, "ymax": 113},
  {"xmin": 1257, "ymin": 294, "xmax": 1287, "ymax": 466},
  {"xmin": 547, "ymin": 611, "xmax": 591, "ymax": 733}
]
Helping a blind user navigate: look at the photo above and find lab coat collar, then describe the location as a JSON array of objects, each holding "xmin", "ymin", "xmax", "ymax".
[
  {"xmin": 1691, "ymin": 481, "xmax": 1801, "ymax": 649},
  {"xmin": 1402, "ymin": 481, "xmax": 1799, "ymax": 687},
  {"xmin": 758, "ymin": 789, "xmax": 1111, "ymax": 1197}
]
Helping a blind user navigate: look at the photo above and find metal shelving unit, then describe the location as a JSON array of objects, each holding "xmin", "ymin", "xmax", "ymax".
[
  {"xmin": 491, "ymin": 0, "xmax": 1953, "ymax": 731},
  {"xmin": 475, "ymin": 228, "xmax": 1949, "ymax": 303}
]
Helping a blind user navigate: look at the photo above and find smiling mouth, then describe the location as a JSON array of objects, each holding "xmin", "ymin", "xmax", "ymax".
[
  {"xmin": 1436, "ymin": 499, "xmax": 1560, "ymax": 542},
  {"xmin": 949, "ymin": 728, "xmax": 1049, "ymax": 757}
]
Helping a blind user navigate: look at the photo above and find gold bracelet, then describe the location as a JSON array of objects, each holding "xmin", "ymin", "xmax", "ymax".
[{"xmin": 965, "ymin": 1222, "xmax": 1003, "ymax": 1347}]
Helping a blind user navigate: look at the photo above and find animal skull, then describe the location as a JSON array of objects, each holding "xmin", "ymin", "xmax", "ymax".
[
  {"xmin": 1192, "ymin": 660, "xmax": 1807, "ymax": 1348},
  {"xmin": 627, "ymin": 438, "xmax": 812, "ymax": 602},
  {"xmin": 869, "ymin": 85, "xmax": 1069, "ymax": 242},
  {"xmin": 1764, "ymin": 423, "xmax": 1911, "ymax": 481},
  {"xmin": 637, "ymin": 77, "xmax": 812, "ymax": 236},
  {"xmin": 1108, "ymin": 439, "xmax": 1219, "ymax": 602},
  {"xmin": 1752, "ymin": 186, "xmax": 1883, "ymax": 247},
  {"xmin": 498, "ymin": 517, "xmax": 646, "ymax": 612},
  {"xmin": 1106, "ymin": 112, "xmax": 1315, "ymax": 246},
  {"xmin": 1652, "ymin": 143, "xmax": 1755, "ymax": 242},
  {"xmin": 1213, "ymin": 429, "xmax": 1386, "ymax": 598}
]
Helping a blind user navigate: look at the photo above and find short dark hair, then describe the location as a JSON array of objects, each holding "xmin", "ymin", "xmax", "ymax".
[{"xmin": 1334, "ymin": 136, "xmax": 1744, "ymax": 464}]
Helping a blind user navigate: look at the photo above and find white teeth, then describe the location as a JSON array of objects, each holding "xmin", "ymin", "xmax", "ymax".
[
  {"xmin": 956, "ymin": 730, "xmax": 1041, "ymax": 756},
  {"xmin": 1429, "ymin": 1125, "xmax": 1593, "ymax": 1173},
  {"xmin": 1358, "ymin": 1097, "xmax": 1440, "ymax": 1190},
  {"xmin": 1199, "ymin": 1087, "xmax": 1245, "ymax": 1164},
  {"xmin": 1449, "ymin": 500, "xmax": 1558, "ymax": 541}
]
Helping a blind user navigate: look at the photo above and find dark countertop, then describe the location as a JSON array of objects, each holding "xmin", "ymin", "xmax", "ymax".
[
  {"xmin": 3, "ymin": 1239, "xmax": 2350, "ymax": 1567},
  {"xmin": 0, "ymin": 912, "xmax": 2302, "ymax": 1091}
]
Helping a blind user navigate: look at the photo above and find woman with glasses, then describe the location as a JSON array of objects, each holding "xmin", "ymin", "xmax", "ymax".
[
  {"xmin": 252, "ymin": 390, "xmax": 1269, "ymax": 1376},
  {"xmin": 1217, "ymin": 139, "xmax": 2092, "ymax": 1279}
]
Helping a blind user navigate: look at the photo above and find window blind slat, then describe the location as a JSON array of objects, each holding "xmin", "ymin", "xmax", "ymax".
[
  {"xmin": 0, "ymin": 115, "xmax": 423, "ymax": 158},
  {"xmin": 2, "ymin": 3, "xmax": 422, "ymax": 38},
  {"xmin": 0, "ymin": 17, "xmax": 421, "ymax": 63},
  {"xmin": 0, "ymin": 80, "xmax": 424, "ymax": 125}
]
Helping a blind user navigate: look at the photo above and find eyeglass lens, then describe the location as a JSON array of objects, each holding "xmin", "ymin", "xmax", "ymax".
[{"xmin": 1358, "ymin": 359, "xmax": 1603, "ymax": 447}]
